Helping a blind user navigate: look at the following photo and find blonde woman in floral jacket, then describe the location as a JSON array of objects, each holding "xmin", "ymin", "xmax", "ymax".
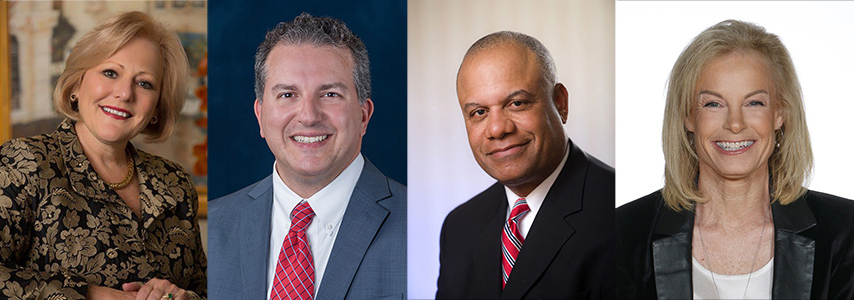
[{"xmin": 0, "ymin": 12, "xmax": 205, "ymax": 300}]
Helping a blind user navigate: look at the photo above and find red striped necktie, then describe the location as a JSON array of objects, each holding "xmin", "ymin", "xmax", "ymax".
[
  {"xmin": 270, "ymin": 200, "xmax": 316, "ymax": 300},
  {"xmin": 501, "ymin": 197, "xmax": 530, "ymax": 289}
]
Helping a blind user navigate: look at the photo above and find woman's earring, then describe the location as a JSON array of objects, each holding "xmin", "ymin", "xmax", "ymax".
[
  {"xmin": 70, "ymin": 93, "xmax": 79, "ymax": 111},
  {"xmin": 150, "ymin": 116, "xmax": 158, "ymax": 124},
  {"xmin": 776, "ymin": 129, "xmax": 783, "ymax": 148}
]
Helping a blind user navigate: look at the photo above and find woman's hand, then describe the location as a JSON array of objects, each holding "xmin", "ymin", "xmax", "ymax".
[
  {"xmin": 87, "ymin": 285, "xmax": 137, "ymax": 299},
  {"xmin": 122, "ymin": 278, "xmax": 188, "ymax": 300}
]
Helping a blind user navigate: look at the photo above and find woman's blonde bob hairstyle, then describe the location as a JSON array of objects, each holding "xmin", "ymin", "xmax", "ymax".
[
  {"xmin": 662, "ymin": 19, "xmax": 812, "ymax": 211},
  {"xmin": 53, "ymin": 11, "xmax": 188, "ymax": 143}
]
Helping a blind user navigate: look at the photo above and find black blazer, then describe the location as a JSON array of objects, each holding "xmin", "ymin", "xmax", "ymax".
[
  {"xmin": 437, "ymin": 140, "xmax": 615, "ymax": 299},
  {"xmin": 616, "ymin": 190, "xmax": 854, "ymax": 299}
]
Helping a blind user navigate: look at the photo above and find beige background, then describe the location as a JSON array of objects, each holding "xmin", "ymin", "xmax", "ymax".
[{"xmin": 406, "ymin": 0, "xmax": 614, "ymax": 297}]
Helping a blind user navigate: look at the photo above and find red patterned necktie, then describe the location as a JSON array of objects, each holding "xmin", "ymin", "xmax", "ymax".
[
  {"xmin": 501, "ymin": 197, "xmax": 530, "ymax": 289},
  {"xmin": 270, "ymin": 200, "xmax": 316, "ymax": 300}
]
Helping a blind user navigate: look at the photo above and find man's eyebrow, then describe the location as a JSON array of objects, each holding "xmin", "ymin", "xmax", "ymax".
[
  {"xmin": 270, "ymin": 83, "xmax": 297, "ymax": 91},
  {"xmin": 319, "ymin": 82, "xmax": 349, "ymax": 91},
  {"xmin": 463, "ymin": 102, "xmax": 482, "ymax": 110},
  {"xmin": 506, "ymin": 89, "xmax": 533, "ymax": 99},
  {"xmin": 462, "ymin": 89, "xmax": 534, "ymax": 110}
]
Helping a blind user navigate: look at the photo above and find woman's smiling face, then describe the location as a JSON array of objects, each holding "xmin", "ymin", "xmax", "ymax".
[
  {"xmin": 74, "ymin": 36, "xmax": 163, "ymax": 146},
  {"xmin": 686, "ymin": 50, "xmax": 784, "ymax": 181}
]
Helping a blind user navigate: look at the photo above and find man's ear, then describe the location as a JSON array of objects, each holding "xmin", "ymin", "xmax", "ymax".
[
  {"xmin": 254, "ymin": 99, "xmax": 265, "ymax": 138},
  {"xmin": 553, "ymin": 83, "xmax": 569, "ymax": 123},
  {"xmin": 360, "ymin": 99, "xmax": 374, "ymax": 136}
]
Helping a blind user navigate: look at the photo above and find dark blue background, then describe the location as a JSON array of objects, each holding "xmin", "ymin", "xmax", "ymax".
[{"xmin": 208, "ymin": 0, "xmax": 407, "ymax": 198}]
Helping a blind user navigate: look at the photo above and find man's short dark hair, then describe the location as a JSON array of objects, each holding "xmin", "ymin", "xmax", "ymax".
[
  {"xmin": 463, "ymin": 31, "xmax": 557, "ymax": 94},
  {"xmin": 254, "ymin": 13, "xmax": 371, "ymax": 104}
]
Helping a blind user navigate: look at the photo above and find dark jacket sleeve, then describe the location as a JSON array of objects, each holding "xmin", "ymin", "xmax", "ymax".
[
  {"xmin": 615, "ymin": 191, "xmax": 662, "ymax": 300},
  {"xmin": 0, "ymin": 139, "xmax": 89, "ymax": 299},
  {"xmin": 167, "ymin": 163, "xmax": 207, "ymax": 300}
]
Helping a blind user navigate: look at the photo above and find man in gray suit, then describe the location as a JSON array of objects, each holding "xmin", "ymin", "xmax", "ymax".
[{"xmin": 208, "ymin": 13, "xmax": 406, "ymax": 300}]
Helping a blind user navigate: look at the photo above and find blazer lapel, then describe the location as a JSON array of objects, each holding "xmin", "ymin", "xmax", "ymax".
[
  {"xmin": 239, "ymin": 176, "xmax": 274, "ymax": 300},
  {"xmin": 500, "ymin": 141, "xmax": 583, "ymax": 299},
  {"xmin": 646, "ymin": 193, "xmax": 818, "ymax": 299},
  {"xmin": 771, "ymin": 197, "xmax": 816, "ymax": 299},
  {"xmin": 651, "ymin": 202, "xmax": 693, "ymax": 299},
  {"xmin": 316, "ymin": 160, "xmax": 391, "ymax": 300},
  {"xmin": 471, "ymin": 187, "xmax": 506, "ymax": 299},
  {"xmin": 500, "ymin": 202, "xmax": 575, "ymax": 299}
]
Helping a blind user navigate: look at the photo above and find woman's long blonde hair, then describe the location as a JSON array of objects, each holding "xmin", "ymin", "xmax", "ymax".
[{"xmin": 662, "ymin": 20, "xmax": 812, "ymax": 211}]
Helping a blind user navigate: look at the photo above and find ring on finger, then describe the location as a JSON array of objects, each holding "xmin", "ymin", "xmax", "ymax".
[{"xmin": 161, "ymin": 293, "xmax": 173, "ymax": 299}]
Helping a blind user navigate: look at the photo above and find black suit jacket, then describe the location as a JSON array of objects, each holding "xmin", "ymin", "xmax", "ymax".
[
  {"xmin": 616, "ymin": 190, "xmax": 854, "ymax": 299},
  {"xmin": 437, "ymin": 140, "xmax": 615, "ymax": 299}
]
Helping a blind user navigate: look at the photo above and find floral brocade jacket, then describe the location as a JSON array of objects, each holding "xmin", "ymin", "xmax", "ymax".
[{"xmin": 0, "ymin": 120, "xmax": 207, "ymax": 299}]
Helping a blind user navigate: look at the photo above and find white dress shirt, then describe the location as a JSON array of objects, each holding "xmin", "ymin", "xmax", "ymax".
[
  {"xmin": 504, "ymin": 146, "xmax": 569, "ymax": 238},
  {"xmin": 266, "ymin": 154, "xmax": 365, "ymax": 296}
]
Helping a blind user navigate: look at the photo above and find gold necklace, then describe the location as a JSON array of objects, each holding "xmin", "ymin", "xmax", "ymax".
[{"xmin": 106, "ymin": 154, "xmax": 135, "ymax": 189}]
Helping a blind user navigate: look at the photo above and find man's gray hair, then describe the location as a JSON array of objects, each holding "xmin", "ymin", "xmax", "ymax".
[
  {"xmin": 254, "ymin": 12, "xmax": 371, "ymax": 104},
  {"xmin": 464, "ymin": 31, "xmax": 557, "ymax": 92}
]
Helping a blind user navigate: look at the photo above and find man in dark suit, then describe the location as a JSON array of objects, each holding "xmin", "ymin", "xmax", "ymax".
[
  {"xmin": 436, "ymin": 31, "xmax": 615, "ymax": 299},
  {"xmin": 208, "ymin": 14, "xmax": 405, "ymax": 300}
]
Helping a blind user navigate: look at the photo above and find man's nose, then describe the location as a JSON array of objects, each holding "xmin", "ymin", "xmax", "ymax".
[
  {"xmin": 297, "ymin": 97, "xmax": 323, "ymax": 125},
  {"xmin": 486, "ymin": 110, "xmax": 515, "ymax": 139}
]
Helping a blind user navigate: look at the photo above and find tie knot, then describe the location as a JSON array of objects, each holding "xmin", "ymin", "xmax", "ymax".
[
  {"xmin": 290, "ymin": 200, "xmax": 315, "ymax": 231},
  {"xmin": 510, "ymin": 198, "xmax": 530, "ymax": 220}
]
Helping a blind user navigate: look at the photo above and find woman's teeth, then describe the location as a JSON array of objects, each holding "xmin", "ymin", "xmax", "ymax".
[
  {"xmin": 716, "ymin": 140, "xmax": 754, "ymax": 151},
  {"xmin": 101, "ymin": 107, "xmax": 130, "ymax": 118}
]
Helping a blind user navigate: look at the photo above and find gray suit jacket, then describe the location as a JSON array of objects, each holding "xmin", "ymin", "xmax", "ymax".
[{"xmin": 208, "ymin": 159, "xmax": 406, "ymax": 299}]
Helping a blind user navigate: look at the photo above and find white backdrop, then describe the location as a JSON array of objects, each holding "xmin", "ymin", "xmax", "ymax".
[
  {"xmin": 407, "ymin": 0, "xmax": 615, "ymax": 298},
  {"xmin": 616, "ymin": 1, "xmax": 854, "ymax": 207}
]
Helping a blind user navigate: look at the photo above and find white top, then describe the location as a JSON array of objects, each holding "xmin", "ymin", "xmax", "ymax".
[
  {"xmin": 266, "ymin": 154, "xmax": 365, "ymax": 296},
  {"xmin": 503, "ymin": 147, "xmax": 569, "ymax": 238},
  {"xmin": 692, "ymin": 257, "xmax": 774, "ymax": 300}
]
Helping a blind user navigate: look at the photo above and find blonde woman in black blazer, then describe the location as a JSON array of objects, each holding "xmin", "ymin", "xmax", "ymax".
[{"xmin": 617, "ymin": 20, "xmax": 854, "ymax": 299}]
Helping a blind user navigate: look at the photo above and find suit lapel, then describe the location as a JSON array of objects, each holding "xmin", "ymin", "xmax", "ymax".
[
  {"xmin": 650, "ymin": 198, "xmax": 693, "ymax": 300},
  {"xmin": 471, "ymin": 185, "xmax": 507, "ymax": 299},
  {"xmin": 316, "ymin": 160, "xmax": 391, "ymax": 300},
  {"xmin": 500, "ymin": 141, "xmax": 584, "ymax": 299},
  {"xmin": 239, "ymin": 176, "xmax": 275, "ymax": 300},
  {"xmin": 771, "ymin": 197, "xmax": 816, "ymax": 299},
  {"xmin": 501, "ymin": 201, "xmax": 575, "ymax": 299}
]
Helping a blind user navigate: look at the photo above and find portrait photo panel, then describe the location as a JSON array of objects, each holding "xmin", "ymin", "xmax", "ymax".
[
  {"xmin": 616, "ymin": 1, "xmax": 854, "ymax": 207},
  {"xmin": 408, "ymin": 0, "xmax": 614, "ymax": 297},
  {"xmin": 206, "ymin": 0, "xmax": 407, "ymax": 298},
  {"xmin": 208, "ymin": 0, "xmax": 407, "ymax": 199}
]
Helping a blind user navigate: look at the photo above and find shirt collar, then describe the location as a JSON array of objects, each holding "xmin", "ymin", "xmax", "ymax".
[
  {"xmin": 504, "ymin": 144, "xmax": 570, "ymax": 215},
  {"xmin": 272, "ymin": 154, "xmax": 364, "ymax": 232}
]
